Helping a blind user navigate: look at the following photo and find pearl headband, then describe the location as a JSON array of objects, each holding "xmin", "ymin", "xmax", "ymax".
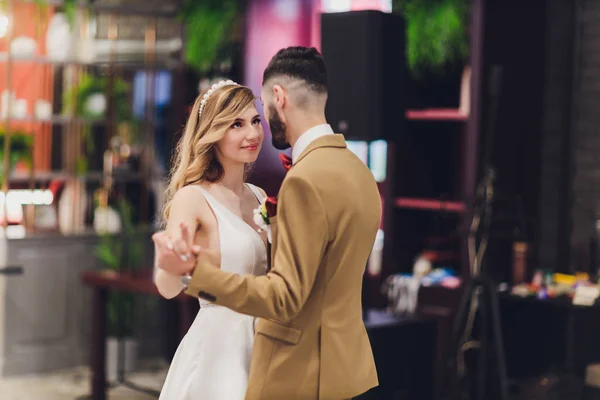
[{"xmin": 198, "ymin": 79, "xmax": 239, "ymax": 120}]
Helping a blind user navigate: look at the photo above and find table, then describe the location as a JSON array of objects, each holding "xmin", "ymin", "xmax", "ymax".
[
  {"xmin": 81, "ymin": 272, "xmax": 437, "ymax": 400},
  {"xmin": 357, "ymin": 310, "xmax": 437, "ymax": 400},
  {"xmin": 500, "ymin": 293, "xmax": 600, "ymax": 379},
  {"xmin": 80, "ymin": 270, "xmax": 193, "ymax": 400}
]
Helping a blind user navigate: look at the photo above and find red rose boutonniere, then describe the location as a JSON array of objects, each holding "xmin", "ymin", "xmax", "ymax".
[{"xmin": 253, "ymin": 196, "xmax": 278, "ymax": 242}]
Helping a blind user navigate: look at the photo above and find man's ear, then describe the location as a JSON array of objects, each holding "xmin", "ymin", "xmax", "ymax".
[{"xmin": 272, "ymin": 84, "xmax": 286, "ymax": 110}]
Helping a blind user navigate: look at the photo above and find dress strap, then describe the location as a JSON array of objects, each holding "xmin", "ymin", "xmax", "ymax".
[
  {"xmin": 187, "ymin": 184, "xmax": 209, "ymax": 196},
  {"xmin": 188, "ymin": 184, "xmax": 219, "ymax": 208},
  {"xmin": 246, "ymin": 183, "xmax": 264, "ymax": 203}
]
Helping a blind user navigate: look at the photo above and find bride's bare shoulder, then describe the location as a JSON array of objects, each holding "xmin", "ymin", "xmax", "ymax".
[{"xmin": 170, "ymin": 185, "xmax": 212, "ymax": 219}]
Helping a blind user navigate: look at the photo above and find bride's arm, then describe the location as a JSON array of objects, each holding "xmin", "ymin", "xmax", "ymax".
[
  {"xmin": 153, "ymin": 262, "xmax": 184, "ymax": 299},
  {"xmin": 154, "ymin": 186, "xmax": 203, "ymax": 299},
  {"xmin": 185, "ymin": 176, "xmax": 328, "ymax": 321}
]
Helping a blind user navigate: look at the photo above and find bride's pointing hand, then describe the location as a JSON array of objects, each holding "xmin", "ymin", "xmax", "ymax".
[
  {"xmin": 178, "ymin": 221, "xmax": 221, "ymax": 269},
  {"xmin": 153, "ymin": 223, "xmax": 198, "ymax": 276}
]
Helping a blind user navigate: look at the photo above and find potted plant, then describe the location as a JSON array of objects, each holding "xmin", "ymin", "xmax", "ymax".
[
  {"xmin": 0, "ymin": 130, "xmax": 33, "ymax": 179},
  {"xmin": 63, "ymin": 72, "xmax": 130, "ymax": 121},
  {"xmin": 393, "ymin": 0, "xmax": 470, "ymax": 109},
  {"xmin": 179, "ymin": 0, "xmax": 243, "ymax": 74},
  {"xmin": 95, "ymin": 199, "xmax": 144, "ymax": 381},
  {"xmin": 63, "ymin": 72, "xmax": 135, "ymax": 174}
]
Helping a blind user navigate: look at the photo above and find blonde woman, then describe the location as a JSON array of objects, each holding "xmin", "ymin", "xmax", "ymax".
[{"xmin": 153, "ymin": 80, "xmax": 268, "ymax": 399}]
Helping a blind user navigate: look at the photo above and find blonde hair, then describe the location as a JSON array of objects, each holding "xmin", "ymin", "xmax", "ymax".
[{"xmin": 163, "ymin": 84, "xmax": 256, "ymax": 220}]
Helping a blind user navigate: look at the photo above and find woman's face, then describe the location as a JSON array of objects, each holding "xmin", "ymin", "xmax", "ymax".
[{"xmin": 216, "ymin": 105, "xmax": 264, "ymax": 165}]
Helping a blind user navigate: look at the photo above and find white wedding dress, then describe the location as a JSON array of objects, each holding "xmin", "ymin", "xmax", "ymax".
[{"xmin": 159, "ymin": 183, "xmax": 268, "ymax": 400}]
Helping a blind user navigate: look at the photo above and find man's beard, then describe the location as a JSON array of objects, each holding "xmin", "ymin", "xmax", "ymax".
[{"xmin": 268, "ymin": 105, "xmax": 291, "ymax": 150}]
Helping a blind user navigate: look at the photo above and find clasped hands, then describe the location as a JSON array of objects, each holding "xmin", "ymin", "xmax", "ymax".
[{"xmin": 152, "ymin": 223, "xmax": 219, "ymax": 277}]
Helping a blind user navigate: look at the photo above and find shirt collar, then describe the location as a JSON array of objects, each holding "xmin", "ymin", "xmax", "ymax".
[{"xmin": 291, "ymin": 124, "xmax": 334, "ymax": 164}]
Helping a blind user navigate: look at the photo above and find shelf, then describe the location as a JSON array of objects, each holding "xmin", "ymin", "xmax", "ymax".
[
  {"xmin": 0, "ymin": 53, "xmax": 183, "ymax": 70},
  {"xmin": 91, "ymin": 3, "xmax": 179, "ymax": 17},
  {"xmin": 405, "ymin": 109, "xmax": 468, "ymax": 122},
  {"xmin": 420, "ymin": 250, "xmax": 460, "ymax": 263},
  {"xmin": 8, "ymin": 170, "xmax": 145, "ymax": 183},
  {"xmin": 22, "ymin": 0, "xmax": 180, "ymax": 17},
  {"xmin": 395, "ymin": 197, "xmax": 466, "ymax": 213},
  {"xmin": 0, "ymin": 115, "xmax": 159, "ymax": 127},
  {"xmin": 0, "ymin": 115, "xmax": 108, "ymax": 125}
]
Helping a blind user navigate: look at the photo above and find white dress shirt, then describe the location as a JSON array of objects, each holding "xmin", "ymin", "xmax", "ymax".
[{"xmin": 291, "ymin": 124, "xmax": 335, "ymax": 164}]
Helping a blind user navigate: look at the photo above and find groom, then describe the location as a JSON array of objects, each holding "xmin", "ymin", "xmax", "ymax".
[{"xmin": 168, "ymin": 47, "xmax": 381, "ymax": 399}]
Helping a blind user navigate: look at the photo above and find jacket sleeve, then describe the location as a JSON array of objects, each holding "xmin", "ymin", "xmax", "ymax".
[{"xmin": 185, "ymin": 175, "xmax": 329, "ymax": 321}]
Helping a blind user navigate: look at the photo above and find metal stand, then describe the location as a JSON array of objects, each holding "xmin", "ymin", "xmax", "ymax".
[
  {"xmin": 448, "ymin": 276, "xmax": 510, "ymax": 400},
  {"xmin": 444, "ymin": 65, "xmax": 511, "ymax": 400},
  {"xmin": 444, "ymin": 167, "xmax": 510, "ymax": 400}
]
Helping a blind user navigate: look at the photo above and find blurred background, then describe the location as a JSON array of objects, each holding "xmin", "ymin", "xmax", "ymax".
[{"xmin": 0, "ymin": 0, "xmax": 599, "ymax": 399}]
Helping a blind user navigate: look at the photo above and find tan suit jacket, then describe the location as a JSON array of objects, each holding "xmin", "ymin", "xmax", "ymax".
[{"xmin": 186, "ymin": 134, "xmax": 381, "ymax": 399}]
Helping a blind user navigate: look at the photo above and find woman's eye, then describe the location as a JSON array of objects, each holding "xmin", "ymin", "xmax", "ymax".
[
  {"xmin": 252, "ymin": 118, "xmax": 261, "ymax": 125},
  {"xmin": 232, "ymin": 121, "xmax": 242, "ymax": 128}
]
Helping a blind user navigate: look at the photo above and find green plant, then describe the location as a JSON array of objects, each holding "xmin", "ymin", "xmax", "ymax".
[
  {"xmin": 0, "ymin": 130, "xmax": 33, "ymax": 178},
  {"xmin": 32, "ymin": 0, "xmax": 51, "ymax": 37},
  {"xmin": 63, "ymin": 72, "xmax": 131, "ymax": 121},
  {"xmin": 62, "ymin": 0, "xmax": 80, "ymax": 27},
  {"xmin": 179, "ymin": 0, "xmax": 242, "ymax": 74},
  {"xmin": 52, "ymin": 0, "xmax": 91, "ymax": 31},
  {"xmin": 394, "ymin": 0, "xmax": 469, "ymax": 78},
  {"xmin": 74, "ymin": 157, "xmax": 88, "ymax": 175},
  {"xmin": 64, "ymin": 72, "xmax": 134, "ymax": 169},
  {"xmin": 95, "ymin": 199, "xmax": 144, "ymax": 337}
]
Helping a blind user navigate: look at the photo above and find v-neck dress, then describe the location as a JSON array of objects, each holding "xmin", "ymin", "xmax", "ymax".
[{"xmin": 159, "ymin": 183, "xmax": 268, "ymax": 400}]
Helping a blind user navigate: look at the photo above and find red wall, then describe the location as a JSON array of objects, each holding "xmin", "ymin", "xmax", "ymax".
[
  {"xmin": 243, "ymin": 0, "xmax": 320, "ymax": 196},
  {"xmin": 0, "ymin": 3, "xmax": 53, "ymax": 172}
]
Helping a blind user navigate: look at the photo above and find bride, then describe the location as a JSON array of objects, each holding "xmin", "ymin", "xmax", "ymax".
[{"xmin": 152, "ymin": 80, "xmax": 268, "ymax": 399}]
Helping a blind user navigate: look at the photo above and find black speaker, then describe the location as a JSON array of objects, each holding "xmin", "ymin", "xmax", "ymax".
[{"xmin": 321, "ymin": 10, "xmax": 405, "ymax": 142}]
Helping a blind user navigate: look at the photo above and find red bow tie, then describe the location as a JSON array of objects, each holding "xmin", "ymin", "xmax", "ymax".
[{"xmin": 279, "ymin": 153, "xmax": 292, "ymax": 171}]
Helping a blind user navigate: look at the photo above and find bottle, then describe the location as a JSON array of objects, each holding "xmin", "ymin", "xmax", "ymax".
[{"xmin": 512, "ymin": 241, "xmax": 528, "ymax": 286}]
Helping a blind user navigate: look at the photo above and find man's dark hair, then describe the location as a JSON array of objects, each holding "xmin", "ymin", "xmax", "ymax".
[{"xmin": 262, "ymin": 46, "xmax": 328, "ymax": 94}]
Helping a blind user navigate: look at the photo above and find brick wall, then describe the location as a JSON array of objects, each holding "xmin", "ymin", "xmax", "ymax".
[
  {"xmin": 537, "ymin": 0, "xmax": 600, "ymax": 273},
  {"xmin": 568, "ymin": 0, "xmax": 600, "ymax": 270},
  {"xmin": 537, "ymin": 0, "xmax": 577, "ymax": 271}
]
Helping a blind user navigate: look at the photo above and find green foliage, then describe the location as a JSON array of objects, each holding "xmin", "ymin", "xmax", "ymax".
[
  {"xmin": 74, "ymin": 157, "xmax": 88, "ymax": 175},
  {"xmin": 0, "ymin": 130, "xmax": 33, "ymax": 177},
  {"xmin": 63, "ymin": 72, "xmax": 131, "ymax": 121},
  {"xmin": 55, "ymin": 0, "xmax": 242, "ymax": 74},
  {"xmin": 95, "ymin": 199, "xmax": 144, "ymax": 337},
  {"xmin": 63, "ymin": 72, "xmax": 134, "ymax": 164},
  {"xmin": 394, "ymin": 0, "xmax": 469, "ymax": 78},
  {"xmin": 62, "ymin": 0, "xmax": 79, "ymax": 27},
  {"xmin": 32, "ymin": 0, "xmax": 50, "ymax": 37},
  {"xmin": 179, "ymin": 0, "xmax": 241, "ymax": 74},
  {"xmin": 95, "ymin": 199, "xmax": 143, "ymax": 270}
]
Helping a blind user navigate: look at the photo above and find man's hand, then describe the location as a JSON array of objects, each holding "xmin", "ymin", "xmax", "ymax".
[{"xmin": 152, "ymin": 223, "xmax": 200, "ymax": 276}]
